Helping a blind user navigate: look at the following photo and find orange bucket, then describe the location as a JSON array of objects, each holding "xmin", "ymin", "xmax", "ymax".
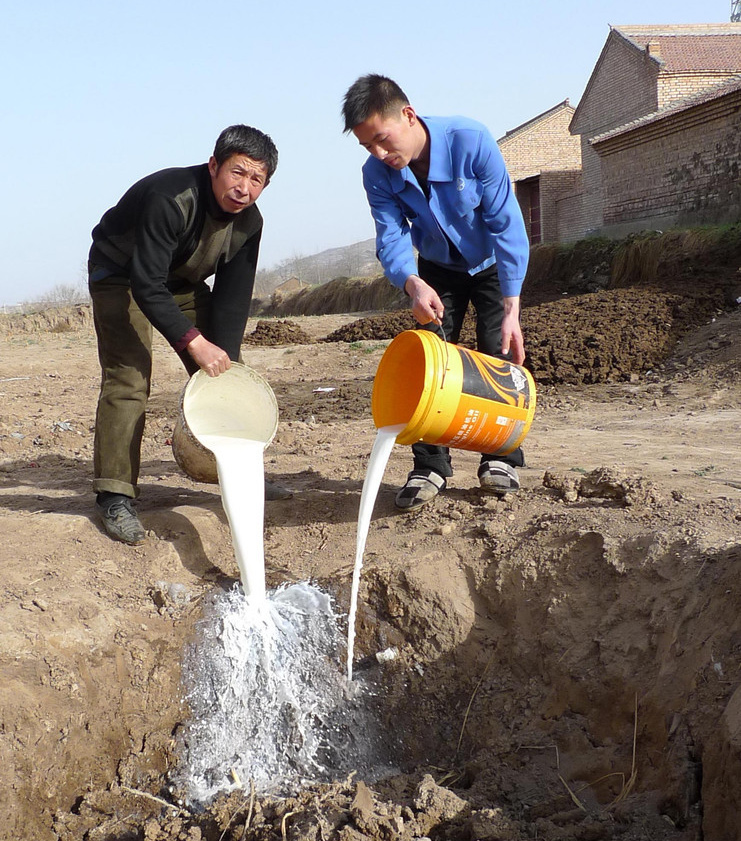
[{"xmin": 371, "ymin": 330, "xmax": 536, "ymax": 454}]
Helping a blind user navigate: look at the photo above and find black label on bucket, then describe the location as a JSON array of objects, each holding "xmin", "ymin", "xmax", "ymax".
[{"xmin": 459, "ymin": 350, "xmax": 524, "ymax": 407}]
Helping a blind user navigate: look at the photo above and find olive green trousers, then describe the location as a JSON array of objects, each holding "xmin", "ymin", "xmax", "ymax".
[{"xmin": 89, "ymin": 275, "xmax": 210, "ymax": 498}]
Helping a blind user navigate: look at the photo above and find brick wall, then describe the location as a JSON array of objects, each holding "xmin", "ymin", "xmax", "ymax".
[
  {"xmin": 499, "ymin": 106, "xmax": 582, "ymax": 244},
  {"xmin": 571, "ymin": 32, "xmax": 660, "ymax": 232},
  {"xmin": 540, "ymin": 171, "xmax": 583, "ymax": 242},
  {"xmin": 596, "ymin": 89, "xmax": 741, "ymax": 230},
  {"xmin": 555, "ymin": 186, "xmax": 586, "ymax": 243},
  {"xmin": 515, "ymin": 182, "xmax": 535, "ymax": 243},
  {"xmin": 499, "ymin": 107, "xmax": 581, "ymax": 180},
  {"xmin": 658, "ymin": 71, "xmax": 740, "ymax": 107}
]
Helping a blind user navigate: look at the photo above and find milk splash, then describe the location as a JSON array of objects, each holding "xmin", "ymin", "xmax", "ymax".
[
  {"xmin": 347, "ymin": 425, "xmax": 404, "ymax": 680},
  {"xmin": 176, "ymin": 582, "xmax": 392, "ymax": 804},
  {"xmin": 176, "ymin": 430, "xmax": 395, "ymax": 803}
]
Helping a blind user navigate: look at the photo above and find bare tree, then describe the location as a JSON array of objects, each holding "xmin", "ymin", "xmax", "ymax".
[
  {"xmin": 22, "ymin": 282, "xmax": 90, "ymax": 312},
  {"xmin": 254, "ymin": 268, "xmax": 276, "ymax": 297},
  {"xmin": 275, "ymin": 253, "xmax": 306, "ymax": 282}
]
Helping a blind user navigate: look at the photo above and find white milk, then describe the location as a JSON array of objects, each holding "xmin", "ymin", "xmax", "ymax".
[
  {"xmin": 347, "ymin": 424, "xmax": 405, "ymax": 680},
  {"xmin": 198, "ymin": 434, "xmax": 266, "ymax": 600},
  {"xmin": 178, "ymin": 582, "xmax": 392, "ymax": 803}
]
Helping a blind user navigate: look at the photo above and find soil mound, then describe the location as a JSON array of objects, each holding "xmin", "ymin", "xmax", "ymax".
[
  {"xmin": 323, "ymin": 311, "xmax": 417, "ymax": 342},
  {"xmin": 521, "ymin": 286, "xmax": 726, "ymax": 385},
  {"xmin": 244, "ymin": 319, "xmax": 314, "ymax": 346},
  {"xmin": 322, "ymin": 287, "xmax": 731, "ymax": 385}
]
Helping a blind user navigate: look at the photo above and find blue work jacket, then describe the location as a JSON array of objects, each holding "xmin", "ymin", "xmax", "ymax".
[{"xmin": 361, "ymin": 115, "xmax": 529, "ymax": 297}]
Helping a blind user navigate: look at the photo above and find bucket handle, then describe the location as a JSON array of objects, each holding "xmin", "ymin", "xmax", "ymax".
[{"xmin": 439, "ymin": 323, "xmax": 450, "ymax": 389}]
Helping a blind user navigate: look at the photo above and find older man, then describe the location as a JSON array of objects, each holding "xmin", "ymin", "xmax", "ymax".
[{"xmin": 88, "ymin": 124, "xmax": 288, "ymax": 545}]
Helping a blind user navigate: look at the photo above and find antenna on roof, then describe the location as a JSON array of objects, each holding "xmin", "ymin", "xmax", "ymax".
[{"xmin": 733, "ymin": 0, "xmax": 741, "ymax": 21}]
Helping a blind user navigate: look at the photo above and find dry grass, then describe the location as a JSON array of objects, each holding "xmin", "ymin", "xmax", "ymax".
[
  {"xmin": 612, "ymin": 234, "xmax": 662, "ymax": 288},
  {"xmin": 256, "ymin": 275, "xmax": 405, "ymax": 317},
  {"xmin": 521, "ymin": 243, "xmax": 561, "ymax": 290},
  {"xmin": 563, "ymin": 692, "xmax": 640, "ymax": 811},
  {"xmin": 512, "ymin": 693, "xmax": 640, "ymax": 816},
  {"xmin": 612, "ymin": 224, "xmax": 741, "ymax": 288}
]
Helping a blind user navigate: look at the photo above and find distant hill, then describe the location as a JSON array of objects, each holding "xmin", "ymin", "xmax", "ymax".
[{"xmin": 254, "ymin": 238, "xmax": 380, "ymax": 296}]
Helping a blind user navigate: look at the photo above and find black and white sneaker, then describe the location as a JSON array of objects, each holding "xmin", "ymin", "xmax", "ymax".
[
  {"xmin": 478, "ymin": 461, "xmax": 520, "ymax": 495},
  {"xmin": 395, "ymin": 470, "xmax": 446, "ymax": 511}
]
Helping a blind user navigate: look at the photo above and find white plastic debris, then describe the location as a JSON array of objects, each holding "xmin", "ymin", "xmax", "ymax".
[{"xmin": 375, "ymin": 646, "xmax": 398, "ymax": 664}]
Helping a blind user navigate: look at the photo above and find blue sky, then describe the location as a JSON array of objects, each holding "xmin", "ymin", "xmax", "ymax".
[{"xmin": 0, "ymin": 0, "xmax": 731, "ymax": 306}]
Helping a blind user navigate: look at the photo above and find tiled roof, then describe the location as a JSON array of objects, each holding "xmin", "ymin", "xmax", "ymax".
[
  {"xmin": 613, "ymin": 24, "xmax": 741, "ymax": 72},
  {"xmin": 591, "ymin": 74, "xmax": 741, "ymax": 144}
]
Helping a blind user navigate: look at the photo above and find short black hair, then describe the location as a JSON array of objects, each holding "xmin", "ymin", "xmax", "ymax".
[
  {"xmin": 341, "ymin": 74, "xmax": 410, "ymax": 133},
  {"xmin": 213, "ymin": 125, "xmax": 278, "ymax": 179}
]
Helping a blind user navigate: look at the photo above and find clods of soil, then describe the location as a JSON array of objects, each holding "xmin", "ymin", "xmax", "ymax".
[{"xmin": 244, "ymin": 319, "xmax": 316, "ymax": 346}]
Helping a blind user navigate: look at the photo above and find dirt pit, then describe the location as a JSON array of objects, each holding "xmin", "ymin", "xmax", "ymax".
[{"xmin": 1, "ymin": 296, "xmax": 740, "ymax": 840}]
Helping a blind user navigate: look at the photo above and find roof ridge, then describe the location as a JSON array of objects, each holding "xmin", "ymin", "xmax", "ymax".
[
  {"xmin": 612, "ymin": 23, "xmax": 741, "ymax": 34},
  {"xmin": 499, "ymin": 100, "xmax": 573, "ymax": 142}
]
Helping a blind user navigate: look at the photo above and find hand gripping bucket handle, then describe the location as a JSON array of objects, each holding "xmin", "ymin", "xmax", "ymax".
[{"xmin": 371, "ymin": 330, "xmax": 536, "ymax": 454}]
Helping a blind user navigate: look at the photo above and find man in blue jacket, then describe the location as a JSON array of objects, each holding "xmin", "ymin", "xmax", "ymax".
[{"xmin": 342, "ymin": 74, "xmax": 530, "ymax": 510}]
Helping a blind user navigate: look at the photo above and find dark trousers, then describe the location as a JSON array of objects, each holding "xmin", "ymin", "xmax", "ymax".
[
  {"xmin": 89, "ymin": 273, "xmax": 212, "ymax": 498},
  {"xmin": 411, "ymin": 257, "xmax": 525, "ymax": 478}
]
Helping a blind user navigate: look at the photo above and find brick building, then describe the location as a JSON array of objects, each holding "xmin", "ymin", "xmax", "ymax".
[
  {"xmin": 569, "ymin": 23, "xmax": 741, "ymax": 238},
  {"xmin": 593, "ymin": 76, "xmax": 741, "ymax": 233},
  {"xmin": 498, "ymin": 101, "xmax": 582, "ymax": 244},
  {"xmin": 273, "ymin": 276, "xmax": 309, "ymax": 297}
]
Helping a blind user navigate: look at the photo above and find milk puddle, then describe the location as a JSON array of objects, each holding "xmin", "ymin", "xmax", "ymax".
[{"xmin": 175, "ymin": 583, "xmax": 394, "ymax": 804}]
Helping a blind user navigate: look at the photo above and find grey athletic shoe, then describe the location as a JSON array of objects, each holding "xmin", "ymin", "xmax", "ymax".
[
  {"xmin": 265, "ymin": 480, "xmax": 292, "ymax": 500},
  {"xmin": 478, "ymin": 461, "xmax": 520, "ymax": 495},
  {"xmin": 96, "ymin": 494, "xmax": 147, "ymax": 545},
  {"xmin": 395, "ymin": 470, "xmax": 446, "ymax": 511}
]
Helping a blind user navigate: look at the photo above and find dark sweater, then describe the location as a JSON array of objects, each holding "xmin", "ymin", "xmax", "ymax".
[{"xmin": 89, "ymin": 163, "xmax": 263, "ymax": 360}]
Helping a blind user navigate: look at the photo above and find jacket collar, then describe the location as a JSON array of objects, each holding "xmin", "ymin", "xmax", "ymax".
[
  {"xmin": 421, "ymin": 117, "xmax": 453, "ymax": 182},
  {"xmin": 384, "ymin": 116, "xmax": 453, "ymax": 193}
]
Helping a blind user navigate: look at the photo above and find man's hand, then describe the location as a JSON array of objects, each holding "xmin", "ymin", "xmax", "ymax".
[
  {"xmin": 501, "ymin": 296, "xmax": 525, "ymax": 365},
  {"xmin": 404, "ymin": 275, "xmax": 444, "ymax": 325},
  {"xmin": 186, "ymin": 334, "xmax": 231, "ymax": 377}
]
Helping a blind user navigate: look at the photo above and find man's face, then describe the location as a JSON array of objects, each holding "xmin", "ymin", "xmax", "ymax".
[
  {"xmin": 208, "ymin": 154, "xmax": 269, "ymax": 213},
  {"xmin": 352, "ymin": 106, "xmax": 422, "ymax": 170}
]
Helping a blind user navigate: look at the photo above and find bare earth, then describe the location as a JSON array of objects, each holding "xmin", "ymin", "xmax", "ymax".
[{"xmin": 1, "ymin": 301, "xmax": 740, "ymax": 841}]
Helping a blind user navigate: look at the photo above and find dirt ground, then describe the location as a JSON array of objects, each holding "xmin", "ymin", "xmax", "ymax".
[{"xmin": 1, "ymin": 290, "xmax": 740, "ymax": 841}]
